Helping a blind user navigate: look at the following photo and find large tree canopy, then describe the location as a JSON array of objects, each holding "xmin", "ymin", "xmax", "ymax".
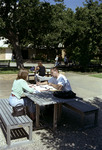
[
  {"xmin": 64, "ymin": 0, "xmax": 102, "ymax": 69},
  {"xmin": 0, "ymin": 0, "xmax": 102, "ymax": 69},
  {"xmin": 0, "ymin": 0, "xmax": 40, "ymax": 68},
  {"xmin": 0, "ymin": 0, "xmax": 65, "ymax": 67}
]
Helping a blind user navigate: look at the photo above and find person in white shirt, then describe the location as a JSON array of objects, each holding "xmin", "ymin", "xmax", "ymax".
[
  {"xmin": 55, "ymin": 55, "xmax": 59, "ymax": 66},
  {"xmin": 37, "ymin": 67, "xmax": 72, "ymax": 91}
]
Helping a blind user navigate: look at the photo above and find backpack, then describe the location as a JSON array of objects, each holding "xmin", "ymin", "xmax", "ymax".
[{"xmin": 53, "ymin": 90, "xmax": 76, "ymax": 99}]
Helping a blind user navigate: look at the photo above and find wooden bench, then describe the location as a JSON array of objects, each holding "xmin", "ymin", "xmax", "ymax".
[
  {"xmin": 0, "ymin": 60, "xmax": 10, "ymax": 67},
  {"xmin": 63, "ymin": 99, "xmax": 99, "ymax": 128},
  {"xmin": 28, "ymin": 72, "xmax": 35, "ymax": 81},
  {"xmin": 28, "ymin": 71, "xmax": 51, "ymax": 82},
  {"xmin": 0, "ymin": 99, "xmax": 32, "ymax": 148},
  {"xmin": 36, "ymin": 75, "xmax": 51, "ymax": 82},
  {"xmin": 45, "ymin": 69, "xmax": 51, "ymax": 77}
]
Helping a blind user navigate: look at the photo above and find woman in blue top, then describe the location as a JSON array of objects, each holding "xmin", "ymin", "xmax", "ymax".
[{"xmin": 9, "ymin": 69, "xmax": 35, "ymax": 120}]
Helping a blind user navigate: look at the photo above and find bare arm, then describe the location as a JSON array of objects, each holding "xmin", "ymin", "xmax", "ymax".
[
  {"xmin": 35, "ymin": 66, "xmax": 39, "ymax": 71},
  {"xmin": 36, "ymin": 81, "xmax": 48, "ymax": 85},
  {"xmin": 48, "ymin": 82, "xmax": 63, "ymax": 90}
]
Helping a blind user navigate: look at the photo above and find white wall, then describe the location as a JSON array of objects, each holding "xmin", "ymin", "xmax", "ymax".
[
  {"xmin": 0, "ymin": 37, "xmax": 12, "ymax": 60},
  {"xmin": 5, "ymin": 49, "xmax": 12, "ymax": 60}
]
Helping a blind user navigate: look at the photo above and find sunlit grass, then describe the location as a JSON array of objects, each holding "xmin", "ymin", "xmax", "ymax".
[
  {"xmin": 90, "ymin": 73, "xmax": 102, "ymax": 78},
  {"xmin": 0, "ymin": 70, "xmax": 19, "ymax": 74},
  {"xmin": 0, "ymin": 67, "xmax": 30, "ymax": 74},
  {"xmin": 0, "ymin": 67, "xmax": 19, "ymax": 74}
]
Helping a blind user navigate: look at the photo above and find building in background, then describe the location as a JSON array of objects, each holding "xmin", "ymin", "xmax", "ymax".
[
  {"xmin": 0, "ymin": 37, "xmax": 65, "ymax": 61},
  {"xmin": 0, "ymin": 37, "xmax": 12, "ymax": 60}
]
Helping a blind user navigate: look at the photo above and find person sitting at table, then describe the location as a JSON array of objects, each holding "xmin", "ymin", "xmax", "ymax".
[
  {"xmin": 37, "ymin": 67, "xmax": 72, "ymax": 91},
  {"xmin": 9, "ymin": 69, "xmax": 35, "ymax": 121},
  {"xmin": 35, "ymin": 61, "xmax": 46, "ymax": 76}
]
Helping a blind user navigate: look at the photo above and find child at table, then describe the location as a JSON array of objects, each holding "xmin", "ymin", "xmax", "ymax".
[{"xmin": 9, "ymin": 69, "xmax": 35, "ymax": 121}]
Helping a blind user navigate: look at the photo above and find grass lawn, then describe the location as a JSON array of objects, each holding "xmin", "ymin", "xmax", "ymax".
[
  {"xmin": 0, "ymin": 68, "xmax": 19, "ymax": 74},
  {"xmin": 0, "ymin": 67, "xmax": 31, "ymax": 74},
  {"xmin": 0, "ymin": 67, "xmax": 102, "ymax": 79},
  {"xmin": 90, "ymin": 73, "xmax": 102, "ymax": 78},
  {"xmin": 0, "ymin": 70, "xmax": 19, "ymax": 74}
]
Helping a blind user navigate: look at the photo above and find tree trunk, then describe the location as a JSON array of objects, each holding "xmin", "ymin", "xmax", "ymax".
[
  {"xmin": 13, "ymin": 45, "xmax": 24, "ymax": 69},
  {"xmin": 8, "ymin": 32, "xmax": 24, "ymax": 68}
]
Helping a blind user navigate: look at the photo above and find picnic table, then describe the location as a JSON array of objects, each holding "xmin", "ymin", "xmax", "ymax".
[
  {"xmin": 0, "ymin": 60, "xmax": 10, "ymax": 67},
  {"xmin": 28, "ymin": 71, "xmax": 36, "ymax": 82},
  {"xmin": 27, "ymin": 68, "xmax": 63, "ymax": 82},
  {"xmin": 24, "ymin": 91, "xmax": 76, "ymax": 130},
  {"xmin": 28, "ymin": 69, "xmax": 51, "ymax": 82}
]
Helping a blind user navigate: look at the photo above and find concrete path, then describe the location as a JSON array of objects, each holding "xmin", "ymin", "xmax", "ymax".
[
  {"xmin": 0, "ymin": 74, "xmax": 16, "ymax": 98},
  {"xmin": 67, "ymin": 72, "xmax": 102, "ymax": 99},
  {"xmin": 1, "ymin": 67, "xmax": 102, "ymax": 150},
  {"xmin": 0, "ymin": 71, "xmax": 102, "ymax": 100},
  {"xmin": 10, "ymin": 62, "xmax": 55, "ymax": 68}
]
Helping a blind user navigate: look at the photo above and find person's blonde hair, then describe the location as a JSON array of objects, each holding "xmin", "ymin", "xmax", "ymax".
[{"xmin": 16, "ymin": 69, "xmax": 28, "ymax": 80}]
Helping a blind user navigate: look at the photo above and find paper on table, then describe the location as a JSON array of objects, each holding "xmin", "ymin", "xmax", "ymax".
[
  {"xmin": 40, "ymin": 85, "xmax": 57, "ymax": 91},
  {"xmin": 28, "ymin": 84, "xmax": 40, "ymax": 92},
  {"xmin": 29, "ymin": 84, "xmax": 57, "ymax": 92},
  {"xmin": 33, "ymin": 89, "xmax": 40, "ymax": 93}
]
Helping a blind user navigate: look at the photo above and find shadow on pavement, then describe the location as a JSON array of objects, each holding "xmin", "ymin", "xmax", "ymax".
[{"xmin": 35, "ymin": 97, "xmax": 102, "ymax": 150}]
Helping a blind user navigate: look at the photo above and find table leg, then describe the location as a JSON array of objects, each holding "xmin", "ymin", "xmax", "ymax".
[
  {"xmin": 53, "ymin": 104, "xmax": 58, "ymax": 131},
  {"xmin": 94, "ymin": 110, "xmax": 98, "ymax": 126},
  {"xmin": 57, "ymin": 103, "xmax": 62, "ymax": 121},
  {"xmin": 36, "ymin": 104, "xmax": 40, "ymax": 128}
]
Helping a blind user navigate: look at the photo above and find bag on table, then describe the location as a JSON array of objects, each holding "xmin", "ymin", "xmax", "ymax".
[
  {"xmin": 12, "ymin": 104, "xmax": 26, "ymax": 117},
  {"xmin": 53, "ymin": 90, "xmax": 76, "ymax": 99},
  {"xmin": 30, "ymin": 66, "xmax": 35, "ymax": 71}
]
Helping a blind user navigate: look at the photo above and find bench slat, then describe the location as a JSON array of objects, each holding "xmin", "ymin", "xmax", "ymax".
[
  {"xmin": 2, "ymin": 99, "xmax": 29, "ymax": 124},
  {"xmin": 0, "ymin": 99, "xmax": 31, "ymax": 125},
  {"xmin": 1, "ymin": 99, "xmax": 26, "ymax": 125},
  {"xmin": 0, "ymin": 98, "xmax": 33, "ymax": 147},
  {"xmin": 1, "ymin": 101, "xmax": 17, "ymax": 125},
  {"xmin": 63, "ymin": 99, "xmax": 99, "ymax": 128},
  {"xmin": 4, "ymin": 99, "xmax": 31, "ymax": 123},
  {"xmin": 2, "ymin": 98, "xmax": 31, "ymax": 123},
  {"xmin": 0, "ymin": 109, "xmax": 10, "ymax": 126},
  {"xmin": 64, "ymin": 100, "xmax": 98, "ymax": 113}
]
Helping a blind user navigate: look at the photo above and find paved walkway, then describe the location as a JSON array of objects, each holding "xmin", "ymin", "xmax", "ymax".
[
  {"xmin": 0, "ymin": 74, "xmax": 16, "ymax": 98},
  {"xmin": 0, "ymin": 65, "xmax": 102, "ymax": 150},
  {"xmin": 67, "ymin": 72, "xmax": 102, "ymax": 99},
  {"xmin": 10, "ymin": 62, "xmax": 55, "ymax": 68},
  {"xmin": 0, "ymin": 71, "xmax": 102, "ymax": 100}
]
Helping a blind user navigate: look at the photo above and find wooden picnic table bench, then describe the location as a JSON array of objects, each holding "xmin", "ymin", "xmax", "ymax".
[
  {"xmin": 0, "ymin": 60, "xmax": 10, "ymax": 67},
  {"xmin": 24, "ymin": 91, "xmax": 76, "ymax": 130},
  {"xmin": 28, "ymin": 72, "xmax": 35, "ymax": 81},
  {"xmin": 28, "ymin": 68, "xmax": 51, "ymax": 82},
  {"xmin": 63, "ymin": 99, "xmax": 99, "ymax": 128},
  {"xmin": 25, "ymin": 89, "xmax": 99, "ymax": 129},
  {"xmin": 0, "ymin": 99, "xmax": 32, "ymax": 148}
]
